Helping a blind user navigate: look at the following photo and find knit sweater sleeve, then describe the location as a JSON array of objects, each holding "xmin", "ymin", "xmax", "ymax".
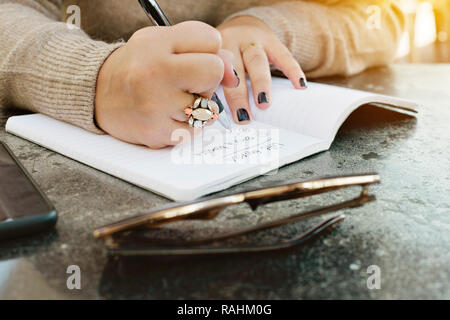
[
  {"xmin": 0, "ymin": 0, "xmax": 123, "ymax": 133},
  {"xmin": 225, "ymin": 1, "xmax": 405, "ymax": 78}
]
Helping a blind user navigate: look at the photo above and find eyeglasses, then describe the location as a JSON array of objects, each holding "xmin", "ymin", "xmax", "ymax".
[{"xmin": 93, "ymin": 173, "xmax": 380, "ymax": 256}]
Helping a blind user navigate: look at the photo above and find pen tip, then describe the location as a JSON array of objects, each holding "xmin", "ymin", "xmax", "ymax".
[
  {"xmin": 212, "ymin": 92, "xmax": 224, "ymax": 114},
  {"xmin": 218, "ymin": 113, "xmax": 232, "ymax": 131},
  {"xmin": 212, "ymin": 92, "xmax": 233, "ymax": 130}
]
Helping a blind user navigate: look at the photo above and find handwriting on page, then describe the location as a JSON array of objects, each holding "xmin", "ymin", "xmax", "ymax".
[{"xmin": 171, "ymin": 127, "xmax": 285, "ymax": 166}]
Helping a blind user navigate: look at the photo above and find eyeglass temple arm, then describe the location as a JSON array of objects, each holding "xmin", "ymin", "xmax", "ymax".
[
  {"xmin": 107, "ymin": 214, "xmax": 346, "ymax": 256},
  {"xmin": 180, "ymin": 185, "xmax": 375, "ymax": 247},
  {"xmin": 243, "ymin": 174, "xmax": 379, "ymax": 210}
]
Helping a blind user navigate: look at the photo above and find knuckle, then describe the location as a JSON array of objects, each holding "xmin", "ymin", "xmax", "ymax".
[
  {"xmin": 193, "ymin": 21, "xmax": 221, "ymax": 42},
  {"xmin": 207, "ymin": 28, "xmax": 222, "ymax": 50},
  {"xmin": 252, "ymin": 76, "xmax": 270, "ymax": 88},
  {"xmin": 178, "ymin": 21, "xmax": 222, "ymax": 49},
  {"xmin": 130, "ymin": 26, "xmax": 156, "ymax": 41},
  {"xmin": 195, "ymin": 55, "xmax": 223, "ymax": 87},
  {"xmin": 280, "ymin": 45, "xmax": 293, "ymax": 58},
  {"xmin": 219, "ymin": 27, "xmax": 233, "ymax": 41},
  {"xmin": 272, "ymin": 44, "xmax": 290, "ymax": 58},
  {"xmin": 130, "ymin": 28, "xmax": 146, "ymax": 40},
  {"xmin": 286, "ymin": 59, "xmax": 302, "ymax": 75},
  {"xmin": 206, "ymin": 55, "xmax": 225, "ymax": 81},
  {"xmin": 244, "ymin": 49, "xmax": 266, "ymax": 65},
  {"xmin": 280, "ymin": 49, "xmax": 300, "ymax": 69},
  {"xmin": 226, "ymin": 90, "xmax": 247, "ymax": 107},
  {"xmin": 178, "ymin": 20, "xmax": 210, "ymax": 31},
  {"xmin": 219, "ymin": 27, "xmax": 240, "ymax": 45}
]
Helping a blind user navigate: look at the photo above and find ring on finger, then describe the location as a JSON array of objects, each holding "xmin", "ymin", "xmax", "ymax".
[
  {"xmin": 184, "ymin": 95, "xmax": 219, "ymax": 128},
  {"xmin": 241, "ymin": 42, "xmax": 260, "ymax": 54}
]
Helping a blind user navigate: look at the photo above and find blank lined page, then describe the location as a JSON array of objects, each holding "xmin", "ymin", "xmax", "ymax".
[{"xmin": 215, "ymin": 78, "xmax": 417, "ymax": 142}]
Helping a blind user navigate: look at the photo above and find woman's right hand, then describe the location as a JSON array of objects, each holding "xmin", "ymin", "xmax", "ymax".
[{"xmin": 94, "ymin": 21, "xmax": 239, "ymax": 149}]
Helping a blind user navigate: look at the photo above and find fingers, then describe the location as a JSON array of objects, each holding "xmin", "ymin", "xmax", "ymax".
[
  {"xmin": 266, "ymin": 42, "xmax": 307, "ymax": 90},
  {"xmin": 241, "ymin": 43, "xmax": 272, "ymax": 109},
  {"xmin": 223, "ymin": 47, "xmax": 252, "ymax": 124},
  {"xmin": 218, "ymin": 49, "xmax": 240, "ymax": 88},
  {"xmin": 169, "ymin": 23, "xmax": 239, "ymax": 91},
  {"xmin": 169, "ymin": 53, "xmax": 224, "ymax": 97},
  {"xmin": 170, "ymin": 21, "xmax": 222, "ymax": 54}
]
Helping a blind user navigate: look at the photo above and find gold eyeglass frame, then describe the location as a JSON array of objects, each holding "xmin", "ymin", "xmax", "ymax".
[{"xmin": 93, "ymin": 173, "xmax": 380, "ymax": 256}]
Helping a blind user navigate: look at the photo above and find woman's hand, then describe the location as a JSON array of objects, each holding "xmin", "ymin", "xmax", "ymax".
[
  {"xmin": 95, "ymin": 21, "xmax": 238, "ymax": 149},
  {"xmin": 217, "ymin": 16, "xmax": 307, "ymax": 123}
]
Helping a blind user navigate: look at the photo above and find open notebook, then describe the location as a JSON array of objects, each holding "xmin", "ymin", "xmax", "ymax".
[{"xmin": 6, "ymin": 77, "xmax": 417, "ymax": 201}]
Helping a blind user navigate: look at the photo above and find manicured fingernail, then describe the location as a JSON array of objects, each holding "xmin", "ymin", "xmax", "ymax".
[
  {"xmin": 237, "ymin": 108, "xmax": 250, "ymax": 122},
  {"xmin": 233, "ymin": 69, "xmax": 240, "ymax": 87},
  {"xmin": 212, "ymin": 92, "xmax": 224, "ymax": 113},
  {"xmin": 258, "ymin": 92, "xmax": 269, "ymax": 104},
  {"xmin": 299, "ymin": 77, "xmax": 307, "ymax": 88}
]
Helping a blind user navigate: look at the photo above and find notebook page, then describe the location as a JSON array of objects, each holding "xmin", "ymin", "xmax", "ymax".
[
  {"xmin": 216, "ymin": 77, "xmax": 417, "ymax": 142},
  {"xmin": 6, "ymin": 114, "xmax": 325, "ymax": 201}
]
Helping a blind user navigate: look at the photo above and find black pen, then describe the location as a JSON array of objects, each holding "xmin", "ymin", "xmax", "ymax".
[{"xmin": 137, "ymin": 0, "xmax": 232, "ymax": 130}]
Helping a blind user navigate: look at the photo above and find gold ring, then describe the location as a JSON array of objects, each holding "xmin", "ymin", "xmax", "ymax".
[{"xmin": 241, "ymin": 42, "xmax": 258, "ymax": 53}]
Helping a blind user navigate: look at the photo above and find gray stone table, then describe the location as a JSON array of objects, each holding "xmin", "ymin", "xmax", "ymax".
[{"xmin": 0, "ymin": 64, "xmax": 449, "ymax": 299}]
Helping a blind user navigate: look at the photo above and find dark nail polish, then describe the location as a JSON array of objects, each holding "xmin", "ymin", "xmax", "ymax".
[
  {"xmin": 212, "ymin": 92, "xmax": 224, "ymax": 113},
  {"xmin": 299, "ymin": 77, "xmax": 307, "ymax": 88},
  {"xmin": 237, "ymin": 108, "xmax": 250, "ymax": 122},
  {"xmin": 233, "ymin": 69, "xmax": 240, "ymax": 87},
  {"xmin": 257, "ymin": 92, "xmax": 268, "ymax": 104}
]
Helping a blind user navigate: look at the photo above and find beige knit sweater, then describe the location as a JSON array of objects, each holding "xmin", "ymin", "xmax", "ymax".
[{"xmin": 0, "ymin": 0, "xmax": 404, "ymax": 133}]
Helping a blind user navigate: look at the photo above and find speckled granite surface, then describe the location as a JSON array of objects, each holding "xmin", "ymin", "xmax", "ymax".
[{"xmin": 0, "ymin": 64, "xmax": 449, "ymax": 299}]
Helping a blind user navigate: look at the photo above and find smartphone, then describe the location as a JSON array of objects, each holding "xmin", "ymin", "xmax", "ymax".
[{"xmin": 0, "ymin": 141, "xmax": 57, "ymax": 240}]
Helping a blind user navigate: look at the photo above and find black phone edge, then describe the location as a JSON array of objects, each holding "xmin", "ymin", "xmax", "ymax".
[{"xmin": 0, "ymin": 141, "xmax": 58, "ymax": 240}]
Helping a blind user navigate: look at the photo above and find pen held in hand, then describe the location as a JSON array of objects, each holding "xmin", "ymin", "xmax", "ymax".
[{"xmin": 137, "ymin": 0, "xmax": 232, "ymax": 130}]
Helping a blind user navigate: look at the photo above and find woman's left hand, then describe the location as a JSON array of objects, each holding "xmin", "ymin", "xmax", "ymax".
[{"xmin": 217, "ymin": 16, "xmax": 307, "ymax": 124}]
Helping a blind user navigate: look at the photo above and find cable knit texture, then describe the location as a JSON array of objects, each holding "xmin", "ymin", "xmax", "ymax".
[{"xmin": 0, "ymin": 0, "xmax": 404, "ymax": 133}]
